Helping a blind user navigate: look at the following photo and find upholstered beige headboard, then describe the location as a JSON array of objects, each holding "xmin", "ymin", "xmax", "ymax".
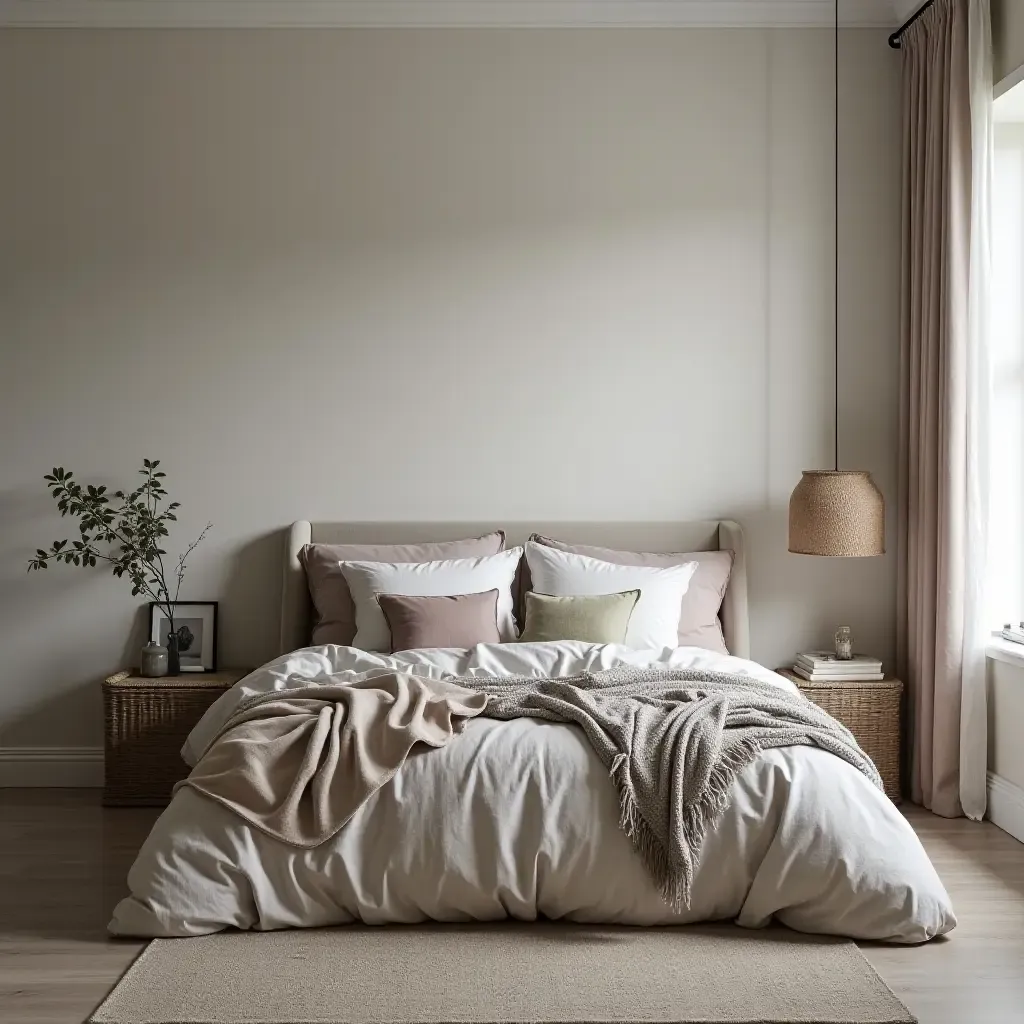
[{"xmin": 281, "ymin": 521, "xmax": 750, "ymax": 660}]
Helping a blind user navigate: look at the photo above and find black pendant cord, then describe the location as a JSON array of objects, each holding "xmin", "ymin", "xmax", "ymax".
[
  {"xmin": 889, "ymin": 0, "xmax": 934, "ymax": 49},
  {"xmin": 834, "ymin": 0, "xmax": 840, "ymax": 473}
]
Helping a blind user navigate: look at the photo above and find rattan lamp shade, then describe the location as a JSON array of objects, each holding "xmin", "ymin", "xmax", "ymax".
[{"xmin": 788, "ymin": 470, "xmax": 885, "ymax": 556}]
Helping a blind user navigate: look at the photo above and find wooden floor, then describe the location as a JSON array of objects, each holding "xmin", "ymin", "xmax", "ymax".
[{"xmin": 0, "ymin": 791, "xmax": 1021, "ymax": 1024}]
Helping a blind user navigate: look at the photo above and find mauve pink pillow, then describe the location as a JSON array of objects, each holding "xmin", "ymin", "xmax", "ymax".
[
  {"xmin": 300, "ymin": 532, "xmax": 505, "ymax": 647},
  {"xmin": 528, "ymin": 535, "xmax": 734, "ymax": 654},
  {"xmin": 378, "ymin": 591, "xmax": 501, "ymax": 652}
]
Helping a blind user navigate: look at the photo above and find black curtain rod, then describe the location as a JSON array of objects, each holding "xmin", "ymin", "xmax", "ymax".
[{"xmin": 889, "ymin": 0, "xmax": 935, "ymax": 48}]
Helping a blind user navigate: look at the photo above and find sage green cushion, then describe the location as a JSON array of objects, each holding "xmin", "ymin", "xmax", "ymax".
[{"xmin": 518, "ymin": 590, "xmax": 640, "ymax": 644}]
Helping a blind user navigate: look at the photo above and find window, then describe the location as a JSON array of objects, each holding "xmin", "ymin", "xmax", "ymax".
[{"xmin": 991, "ymin": 92, "xmax": 1024, "ymax": 628}]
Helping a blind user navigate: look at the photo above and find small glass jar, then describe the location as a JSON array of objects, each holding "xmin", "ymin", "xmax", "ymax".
[
  {"xmin": 834, "ymin": 626, "xmax": 853, "ymax": 661},
  {"xmin": 140, "ymin": 640, "xmax": 169, "ymax": 678}
]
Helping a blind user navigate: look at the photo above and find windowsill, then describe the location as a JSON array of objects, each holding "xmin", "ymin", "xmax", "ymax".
[{"xmin": 986, "ymin": 635, "xmax": 1024, "ymax": 669}]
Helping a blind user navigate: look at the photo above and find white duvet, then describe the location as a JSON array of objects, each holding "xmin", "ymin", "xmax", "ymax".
[{"xmin": 110, "ymin": 642, "xmax": 955, "ymax": 942}]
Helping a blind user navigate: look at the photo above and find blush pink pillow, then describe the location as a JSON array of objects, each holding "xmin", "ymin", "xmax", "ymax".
[
  {"xmin": 528, "ymin": 535, "xmax": 733, "ymax": 654},
  {"xmin": 377, "ymin": 591, "xmax": 501, "ymax": 652},
  {"xmin": 300, "ymin": 532, "xmax": 505, "ymax": 647}
]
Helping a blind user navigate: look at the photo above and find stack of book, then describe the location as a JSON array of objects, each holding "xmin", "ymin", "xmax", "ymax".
[{"xmin": 792, "ymin": 651, "xmax": 884, "ymax": 682}]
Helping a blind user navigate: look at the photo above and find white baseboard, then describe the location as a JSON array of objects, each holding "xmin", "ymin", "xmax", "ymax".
[
  {"xmin": 987, "ymin": 771, "xmax": 1024, "ymax": 845},
  {"xmin": 0, "ymin": 746, "xmax": 104, "ymax": 787}
]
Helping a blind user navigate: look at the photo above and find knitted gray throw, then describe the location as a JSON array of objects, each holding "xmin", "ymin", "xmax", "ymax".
[{"xmin": 449, "ymin": 667, "xmax": 883, "ymax": 911}]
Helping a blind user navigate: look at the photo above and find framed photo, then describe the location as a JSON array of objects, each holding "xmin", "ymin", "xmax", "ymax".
[{"xmin": 149, "ymin": 602, "xmax": 218, "ymax": 672}]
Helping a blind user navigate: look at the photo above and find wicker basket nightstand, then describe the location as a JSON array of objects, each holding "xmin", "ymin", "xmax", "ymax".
[
  {"xmin": 103, "ymin": 668, "xmax": 250, "ymax": 806},
  {"xmin": 778, "ymin": 669, "xmax": 902, "ymax": 803}
]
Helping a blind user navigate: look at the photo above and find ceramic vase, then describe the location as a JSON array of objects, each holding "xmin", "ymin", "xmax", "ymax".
[{"xmin": 140, "ymin": 640, "xmax": 169, "ymax": 678}]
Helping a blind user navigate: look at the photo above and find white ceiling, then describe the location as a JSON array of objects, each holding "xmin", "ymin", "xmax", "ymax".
[{"xmin": 0, "ymin": 0, "xmax": 911, "ymax": 29}]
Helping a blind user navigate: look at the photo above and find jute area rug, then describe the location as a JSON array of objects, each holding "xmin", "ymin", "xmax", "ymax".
[{"xmin": 91, "ymin": 923, "xmax": 914, "ymax": 1024}]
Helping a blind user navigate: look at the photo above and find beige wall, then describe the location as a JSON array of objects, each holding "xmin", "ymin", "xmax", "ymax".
[
  {"xmin": 0, "ymin": 29, "xmax": 901, "ymax": 751},
  {"xmin": 993, "ymin": 0, "xmax": 1024, "ymax": 85}
]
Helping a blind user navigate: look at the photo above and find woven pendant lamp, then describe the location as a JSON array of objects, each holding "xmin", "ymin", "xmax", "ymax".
[
  {"xmin": 789, "ymin": 471, "xmax": 884, "ymax": 556},
  {"xmin": 788, "ymin": 1, "xmax": 885, "ymax": 558}
]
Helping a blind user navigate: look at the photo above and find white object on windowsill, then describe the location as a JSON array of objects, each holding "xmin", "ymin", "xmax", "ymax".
[
  {"xmin": 986, "ymin": 633, "xmax": 1024, "ymax": 669},
  {"xmin": 999, "ymin": 623, "xmax": 1024, "ymax": 644}
]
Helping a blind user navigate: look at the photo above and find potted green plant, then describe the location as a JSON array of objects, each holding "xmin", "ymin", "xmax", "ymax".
[{"xmin": 28, "ymin": 459, "xmax": 211, "ymax": 675}]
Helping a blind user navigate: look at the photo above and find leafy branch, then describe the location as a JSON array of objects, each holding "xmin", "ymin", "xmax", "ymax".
[{"xmin": 27, "ymin": 459, "xmax": 212, "ymax": 630}]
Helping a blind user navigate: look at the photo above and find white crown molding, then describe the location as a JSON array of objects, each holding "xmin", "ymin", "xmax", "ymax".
[
  {"xmin": 0, "ymin": 746, "xmax": 104, "ymax": 787},
  {"xmin": 987, "ymin": 771, "xmax": 1024, "ymax": 845},
  {"xmin": 0, "ymin": 0, "xmax": 900, "ymax": 29}
]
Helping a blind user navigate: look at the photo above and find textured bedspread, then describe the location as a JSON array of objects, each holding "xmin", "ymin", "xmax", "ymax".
[{"xmin": 110, "ymin": 642, "xmax": 957, "ymax": 943}]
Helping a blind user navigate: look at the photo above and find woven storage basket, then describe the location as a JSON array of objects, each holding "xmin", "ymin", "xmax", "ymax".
[
  {"xmin": 103, "ymin": 668, "xmax": 249, "ymax": 806},
  {"xmin": 778, "ymin": 669, "xmax": 902, "ymax": 803}
]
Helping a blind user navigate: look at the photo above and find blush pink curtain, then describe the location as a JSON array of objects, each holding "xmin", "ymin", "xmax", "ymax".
[{"xmin": 897, "ymin": 0, "xmax": 992, "ymax": 819}]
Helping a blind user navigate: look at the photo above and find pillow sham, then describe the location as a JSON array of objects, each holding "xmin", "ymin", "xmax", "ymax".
[
  {"xmin": 518, "ymin": 590, "xmax": 640, "ymax": 645},
  {"xmin": 378, "ymin": 591, "xmax": 501, "ymax": 652},
  {"xmin": 523, "ymin": 542, "xmax": 696, "ymax": 651},
  {"xmin": 341, "ymin": 547, "xmax": 523, "ymax": 653},
  {"xmin": 529, "ymin": 534, "xmax": 733, "ymax": 654},
  {"xmin": 300, "ymin": 532, "xmax": 505, "ymax": 647}
]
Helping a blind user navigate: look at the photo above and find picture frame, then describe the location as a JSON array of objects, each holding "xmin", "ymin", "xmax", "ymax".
[{"xmin": 149, "ymin": 601, "xmax": 218, "ymax": 672}]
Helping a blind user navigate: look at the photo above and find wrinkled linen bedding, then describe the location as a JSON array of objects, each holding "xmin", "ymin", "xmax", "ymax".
[
  {"xmin": 110, "ymin": 642, "xmax": 956, "ymax": 942},
  {"xmin": 175, "ymin": 667, "xmax": 882, "ymax": 911}
]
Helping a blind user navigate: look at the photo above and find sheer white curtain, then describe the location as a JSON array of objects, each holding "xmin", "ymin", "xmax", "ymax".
[{"xmin": 960, "ymin": 0, "xmax": 993, "ymax": 821}]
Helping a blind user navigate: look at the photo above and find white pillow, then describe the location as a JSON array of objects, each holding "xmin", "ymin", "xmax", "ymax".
[
  {"xmin": 524, "ymin": 542, "xmax": 697, "ymax": 651},
  {"xmin": 340, "ymin": 548, "xmax": 523, "ymax": 652}
]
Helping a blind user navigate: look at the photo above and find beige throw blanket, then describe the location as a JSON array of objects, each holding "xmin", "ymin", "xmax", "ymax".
[
  {"xmin": 181, "ymin": 667, "xmax": 881, "ymax": 909},
  {"xmin": 177, "ymin": 673, "xmax": 486, "ymax": 846}
]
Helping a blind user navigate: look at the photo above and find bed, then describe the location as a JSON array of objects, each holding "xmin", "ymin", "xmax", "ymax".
[{"xmin": 109, "ymin": 520, "xmax": 955, "ymax": 942}]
